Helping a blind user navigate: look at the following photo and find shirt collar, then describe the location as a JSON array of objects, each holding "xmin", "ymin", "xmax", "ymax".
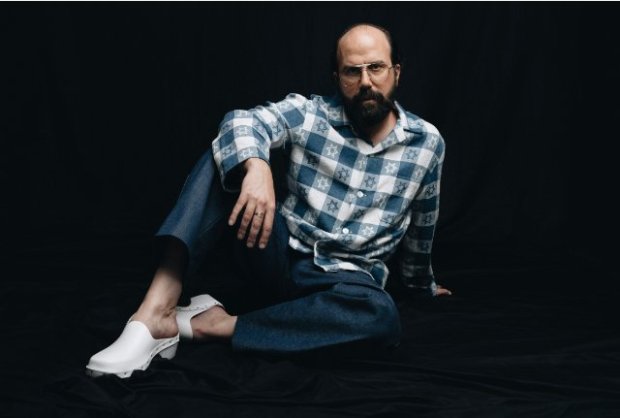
[{"xmin": 324, "ymin": 94, "xmax": 349, "ymax": 127}]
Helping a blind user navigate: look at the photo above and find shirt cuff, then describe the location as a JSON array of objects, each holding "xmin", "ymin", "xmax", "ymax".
[{"xmin": 403, "ymin": 276, "xmax": 438, "ymax": 297}]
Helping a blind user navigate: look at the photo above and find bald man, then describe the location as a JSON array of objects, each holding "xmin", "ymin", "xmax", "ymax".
[{"xmin": 86, "ymin": 23, "xmax": 450, "ymax": 378}]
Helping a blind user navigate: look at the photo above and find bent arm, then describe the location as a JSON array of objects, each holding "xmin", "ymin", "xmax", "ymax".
[{"xmin": 211, "ymin": 94, "xmax": 308, "ymax": 247}]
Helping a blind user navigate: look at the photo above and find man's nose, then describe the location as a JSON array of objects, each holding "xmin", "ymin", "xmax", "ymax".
[{"xmin": 359, "ymin": 68, "xmax": 372, "ymax": 87}]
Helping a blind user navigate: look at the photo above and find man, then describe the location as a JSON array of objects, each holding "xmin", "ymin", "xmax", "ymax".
[{"xmin": 86, "ymin": 23, "xmax": 451, "ymax": 378}]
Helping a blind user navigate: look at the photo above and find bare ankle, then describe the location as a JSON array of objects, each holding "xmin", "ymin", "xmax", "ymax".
[
  {"xmin": 192, "ymin": 308, "xmax": 237, "ymax": 340},
  {"xmin": 138, "ymin": 298, "xmax": 176, "ymax": 316}
]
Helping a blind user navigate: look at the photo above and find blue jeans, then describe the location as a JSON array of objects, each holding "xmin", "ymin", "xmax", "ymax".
[{"xmin": 156, "ymin": 149, "xmax": 401, "ymax": 354}]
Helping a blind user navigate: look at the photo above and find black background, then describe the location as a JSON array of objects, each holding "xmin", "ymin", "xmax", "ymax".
[{"xmin": 3, "ymin": 2, "xmax": 620, "ymax": 417}]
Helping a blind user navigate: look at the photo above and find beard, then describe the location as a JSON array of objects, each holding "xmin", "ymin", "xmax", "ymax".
[{"xmin": 341, "ymin": 84, "xmax": 398, "ymax": 130}]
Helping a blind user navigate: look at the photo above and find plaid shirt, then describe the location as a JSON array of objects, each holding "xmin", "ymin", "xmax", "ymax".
[{"xmin": 212, "ymin": 93, "xmax": 444, "ymax": 296}]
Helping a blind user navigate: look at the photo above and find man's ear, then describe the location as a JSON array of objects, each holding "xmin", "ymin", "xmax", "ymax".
[
  {"xmin": 333, "ymin": 72, "xmax": 339, "ymax": 84},
  {"xmin": 394, "ymin": 64, "xmax": 401, "ymax": 86}
]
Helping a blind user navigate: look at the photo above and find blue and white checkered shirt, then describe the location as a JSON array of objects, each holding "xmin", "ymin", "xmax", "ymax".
[{"xmin": 212, "ymin": 93, "xmax": 444, "ymax": 296}]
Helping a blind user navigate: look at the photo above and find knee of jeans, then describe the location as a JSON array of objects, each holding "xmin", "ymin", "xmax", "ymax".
[
  {"xmin": 333, "ymin": 283, "xmax": 401, "ymax": 345},
  {"xmin": 371, "ymin": 291, "xmax": 402, "ymax": 346}
]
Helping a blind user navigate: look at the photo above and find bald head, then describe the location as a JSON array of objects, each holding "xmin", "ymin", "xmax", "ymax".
[
  {"xmin": 332, "ymin": 23, "xmax": 400, "ymax": 72},
  {"xmin": 337, "ymin": 25, "xmax": 391, "ymax": 68}
]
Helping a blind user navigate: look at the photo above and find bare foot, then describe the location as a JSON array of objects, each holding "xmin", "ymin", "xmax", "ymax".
[
  {"xmin": 131, "ymin": 305, "xmax": 179, "ymax": 339},
  {"xmin": 190, "ymin": 306, "xmax": 237, "ymax": 341}
]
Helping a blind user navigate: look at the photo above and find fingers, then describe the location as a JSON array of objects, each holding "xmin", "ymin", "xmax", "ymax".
[
  {"xmin": 228, "ymin": 195, "xmax": 247, "ymax": 228},
  {"xmin": 257, "ymin": 206, "xmax": 275, "ymax": 249},
  {"xmin": 245, "ymin": 207, "xmax": 264, "ymax": 248},
  {"xmin": 229, "ymin": 194, "xmax": 275, "ymax": 249},
  {"xmin": 436, "ymin": 286, "xmax": 453, "ymax": 296},
  {"xmin": 236, "ymin": 200, "xmax": 257, "ymax": 242}
]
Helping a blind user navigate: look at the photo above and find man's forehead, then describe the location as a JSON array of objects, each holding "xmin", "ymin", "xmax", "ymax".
[
  {"xmin": 337, "ymin": 25, "xmax": 391, "ymax": 63},
  {"xmin": 338, "ymin": 25, "xmax": 390, "ymax": 48}
]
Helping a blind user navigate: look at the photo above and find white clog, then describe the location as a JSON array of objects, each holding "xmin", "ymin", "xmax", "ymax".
[
  {"xmin": 86, "ymin": 321, "xmax": 179, "ymax": 378},
  {"xmin": 176, "ymin": 294, "xmax": 224, "ymax": 340}
]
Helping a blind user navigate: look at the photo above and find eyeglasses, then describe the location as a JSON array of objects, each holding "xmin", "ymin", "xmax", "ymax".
[{"xmin": 339, "ymin": 62, "xmax": 396, "ymax": 84}]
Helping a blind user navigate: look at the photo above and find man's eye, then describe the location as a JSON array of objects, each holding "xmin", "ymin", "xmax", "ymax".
[
  {"xmin": 343, "ymin": 67, "xmax": 361, "ymax": 76},
  {"xmin": 368, "ymin": 64, "xmax": 384, "ymax": 73}
]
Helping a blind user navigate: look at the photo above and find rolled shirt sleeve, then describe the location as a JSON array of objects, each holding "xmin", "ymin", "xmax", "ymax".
[{"xmin": 212, "ymin": 93, "xmax": 307, "ymax": 191}]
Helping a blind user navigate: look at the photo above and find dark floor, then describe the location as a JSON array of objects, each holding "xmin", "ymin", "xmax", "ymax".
[{"xmin": 3, "ymin": 234, "xmax": 620, "ymax": 418}]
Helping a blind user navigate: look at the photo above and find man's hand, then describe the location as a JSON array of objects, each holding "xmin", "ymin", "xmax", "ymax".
[
  {"xmin": 228, "ymin": 158, "xmax": 276, "ymax": 249},
  {"xmin": 436, "ymin": 285, "xmax": 452, "ymax": 296}
]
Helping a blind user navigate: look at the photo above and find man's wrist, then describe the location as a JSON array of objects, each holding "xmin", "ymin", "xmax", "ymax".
[{"xmin": 243, "ymin": 157, "xmax": 269, "ymax": 173}]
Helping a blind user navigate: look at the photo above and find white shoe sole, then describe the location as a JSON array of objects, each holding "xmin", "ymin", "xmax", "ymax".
[{"xmin": 86, "ymin": 321, "xmax": 180, "ymax": 378}]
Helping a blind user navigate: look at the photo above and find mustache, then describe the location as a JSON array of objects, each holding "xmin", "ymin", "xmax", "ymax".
[{"xmin": 353, "ymin": 89, "xmax": 386, "ymax": 103}]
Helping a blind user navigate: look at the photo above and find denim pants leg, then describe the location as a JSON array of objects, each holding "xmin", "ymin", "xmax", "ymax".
[
  {"xmin": 155, "ymin": 148, "xmax": 291, "ymax": 290},
  {"xmin": 231, "ymin": 210, "xmax": 293, "ymax": 302},
  {"xmin": 155, "ymin": 149, "xmax": 236, "ymax": 277},
  {"xmin": 155, "ymin": 148, "xmax": 402, "ymax": 354},
  {"xmin": 232, "ymin": 256, "xmax": 402, "ymax": 354}
]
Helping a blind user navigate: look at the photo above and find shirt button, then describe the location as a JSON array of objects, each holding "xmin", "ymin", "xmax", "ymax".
[
  {"xmin": 342, "ymin": 228, "xmax": 350, "ymax": 234},
  {"xmin": 356, "ymin": 191, "xmax": 365, "ymax": 198}
]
